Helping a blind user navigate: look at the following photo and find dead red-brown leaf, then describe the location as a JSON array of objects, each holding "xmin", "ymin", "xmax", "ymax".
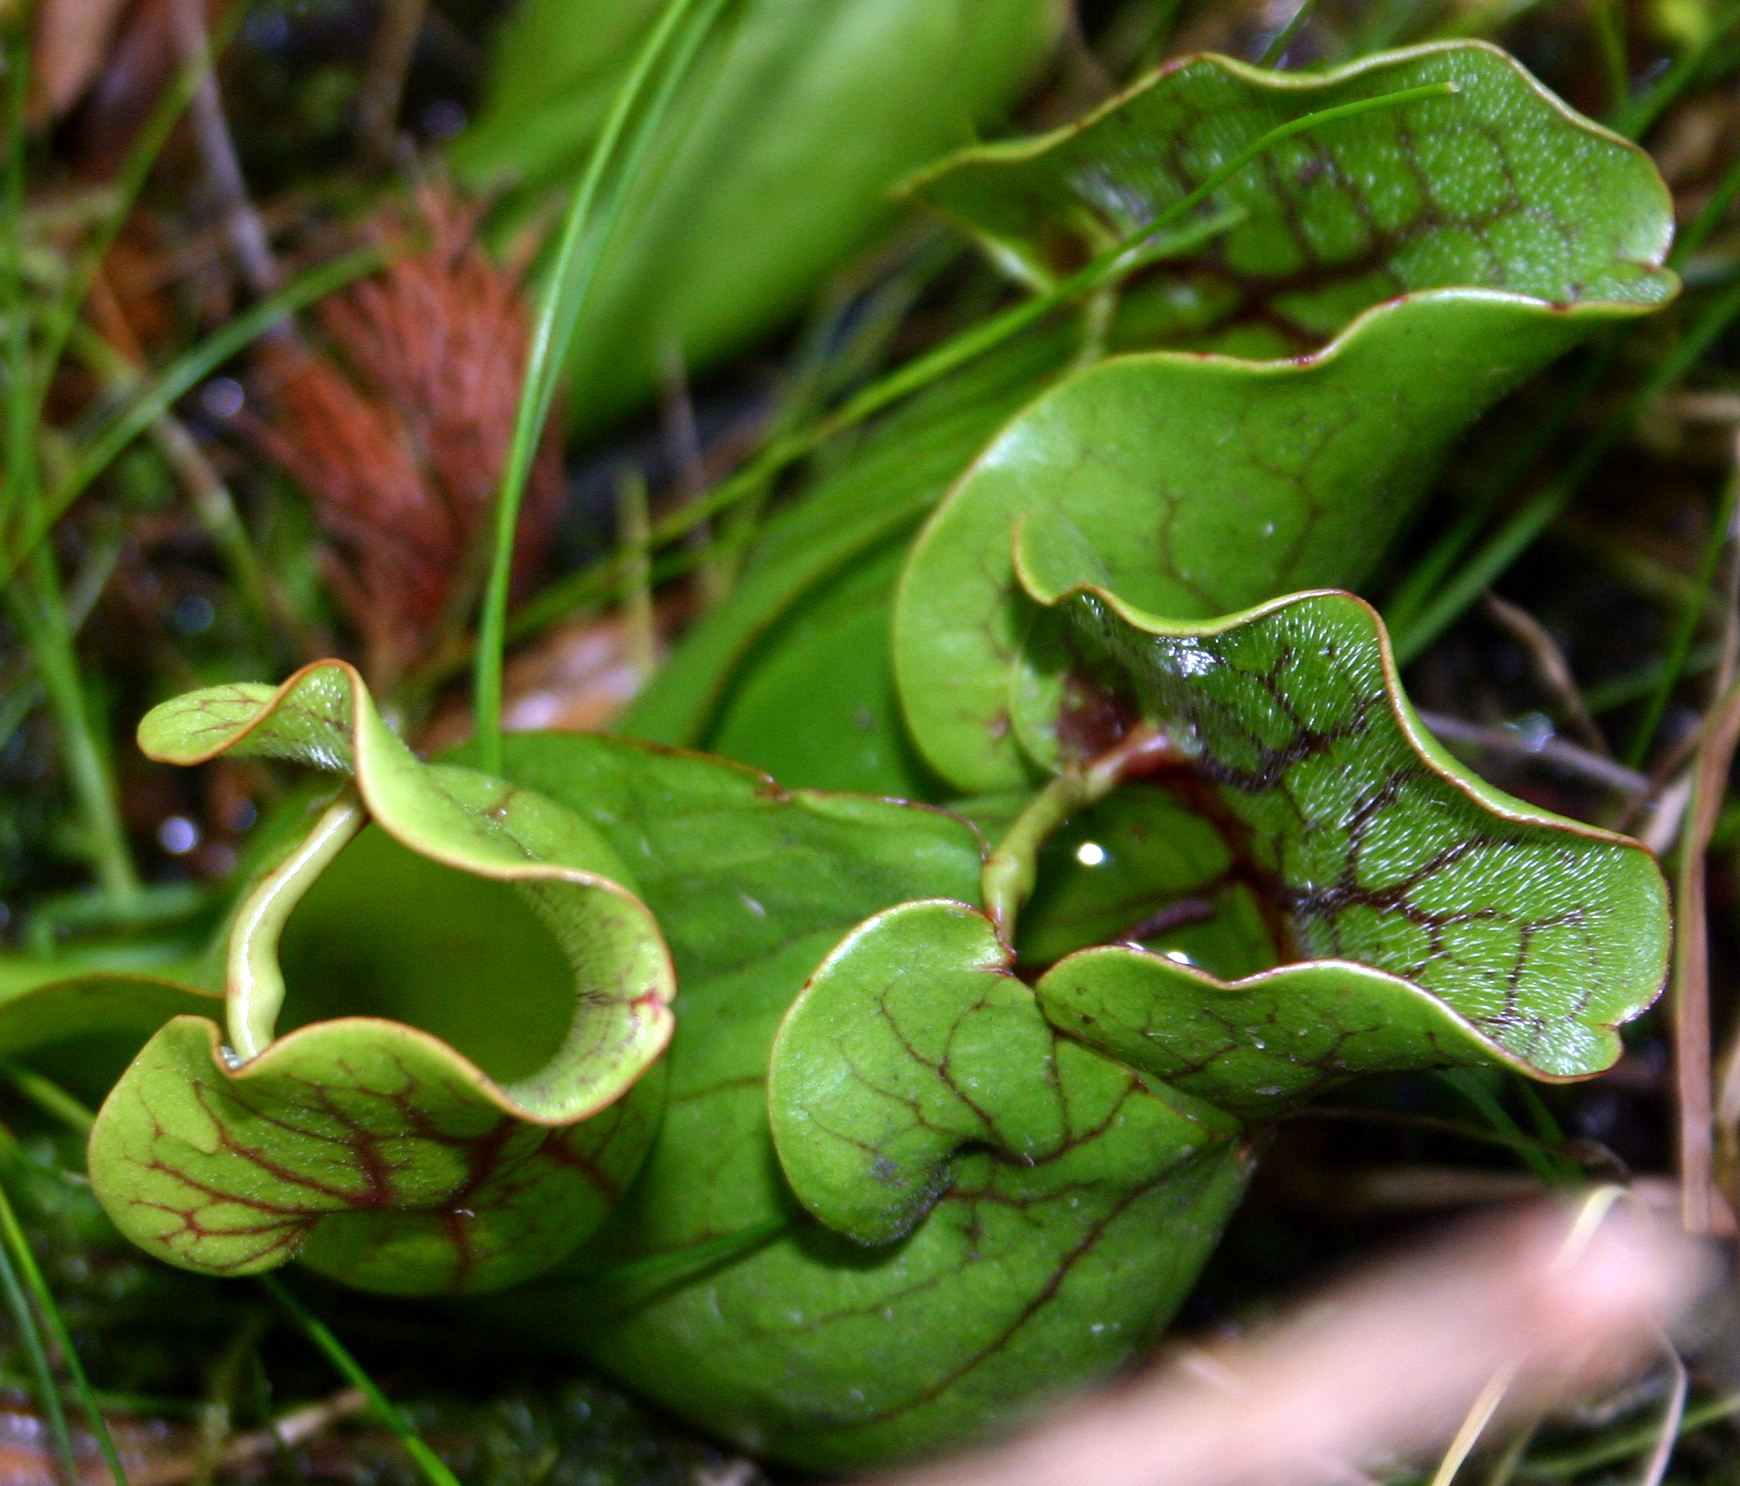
[{"xmin": 248, "ymin": 185, "xmax": 563, "ymax": 693}]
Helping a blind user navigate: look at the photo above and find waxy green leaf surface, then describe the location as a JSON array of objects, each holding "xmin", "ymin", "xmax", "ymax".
[
  {"xmin": 770, "ymin": 898, "xmax": 1243, "ymax": 1242},
  {"xmin": 1014, "ymin": 545, "xmax": 1669, "ymax": 1078},
  {"xmin": 476, "ymin": 738, "xmax": 1249, "ymax": 1471},
  {"xmin": 86, "ymin": 662, "xmax": 675, "ymax": 1290},
  {"xmin": 895, "ymin": 41, "xmax": 1675, "ymax": 790}
]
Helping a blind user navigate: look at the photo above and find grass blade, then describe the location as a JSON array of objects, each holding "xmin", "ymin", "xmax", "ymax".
[
  {"xmin": 1625, "ymin": 459, "xmax": 1739, "ymax": 766},
  {"xmin": 1382, "ymin": 343, "xmax": 1616, "ymax": 636},
  {"xmin": 1389, "ymin": 271, "xmax": 1740, "ymax": 666},
  {"xmin": 0, "ymin": 1177, "xmax": 129, "ymax": 1485},
  {"xmin": 0, "ymin": 244, "xmax": 388, "ymax": 589},
  {"xmin": 473, "ymin": 0, "xmax": 724, "ymax": 771},
  {"xmin": 509, "ymin": 84, "xmax": 1457, "ymax": 644},
  {"xmin": 260, "ymin": 1274, "xmax": 461, "ymax": 1486},
  {"xmin": 0, "ymin": 1215, "xmax": 79, "ymax": 1486},
  {"xmin": 30, "ymin": 3, "xmax": 255, "ymax": 427},
  {"xmin": 0, "ymin": 17, "xmax": 31, "ymax": 541},
  {"xmin": 1259, "ymin": 0, "xmax": 1319, "ymax": 67}
]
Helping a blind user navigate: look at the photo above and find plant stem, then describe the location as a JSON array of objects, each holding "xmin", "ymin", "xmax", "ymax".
[
  {"xmin": 356, "ymin": 0, "xmax": 429, "ymax": 164},
  {"xmin": 260, "ymin": 1275, "xmax": 462, "ymax": 1486},
  {"xmin": 473, "ymin": 0, "xmax": 723, "ymax": 774},
  {"xmin": 982, "ymin": 729, "xmax": 1178, "ymax": 941}
]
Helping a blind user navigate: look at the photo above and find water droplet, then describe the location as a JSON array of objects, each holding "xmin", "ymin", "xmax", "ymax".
[
  {"xmin": 172, "ymin": 593, "xmax": 215, "ymax": 635},
  {"xmin": 158, "ymin": 816, "xmax": 200, "ymax": 855},
  {"xmin": 200, "ymin": 377, "xmax": 245, "ymax": 419},
  {"xmin": 1075, "ymin": 841, "xmax": 1107, "ymax": 866}
]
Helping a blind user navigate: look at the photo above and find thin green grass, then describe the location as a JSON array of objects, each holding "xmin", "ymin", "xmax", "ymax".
[
  {"xmin": 0, "ymin": 1177, "xmax": 130, "ymax": 1485},
  {"xmin": 1259, "ymin": 0, "xmax": 1320, "ymax": 66},
  {"xmin": 260, "ymin": 1274, "xmax": 463, "ymax": 1486},
  {"xmin": 1625, "ymin": 459, "xmax": 1739, "ymax": 767},
  {"xmin": 1, "ymin": 25, "xmax": 139, "ymax": 903},
  {"xmin": 1389, "ymin": 269, "xmax": 1740, "ymax": 667},
  {"xmin": 0, "ymin": 243, "xmax": 388, "ymax": 590},
  {"xmin": 473, "ymin": 0, "xmax": 728, "ymax": 772},
  {"xmin": 0, "ymin": 1217, "xmax": 80, "ymax": 1486},
  {"xmin": 1519, "ymin": 1390, "xmax": 1740, "ymax": 1478},
  {"xmin": 29, "ymin": 2, "xmax": 256, "ymax": 435},
  {"xmin": 1434, "ymin": 1069, "xmax": 1583, "ymax": 1185},
  {"xmin": 509, "ymin": 83, "xmax": 1458, "ymax": 643},
  {"xmin": 1382, "ymin": 343, "xmax": 1617, "ymax": 638}
]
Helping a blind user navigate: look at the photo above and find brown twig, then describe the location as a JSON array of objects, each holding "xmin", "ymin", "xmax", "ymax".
[
  {"xmin": 1671, "ymin": 672, "xmax": 1740, "ymax": 1234},
  {"xmin": 169, "ymin": 0, "xmax": 279, "ymax": 299},
  {"xmin": 134, "ymin": 1387, "xmax": 370, "ymax": 1486},
  {"xmin": 1481, "ymin": 592, "xmax": 1608, "ymax": 754},
  {"xmin": 356, "ymin": 0, "xmax": 430, "ymax": 165},
  {"xmin": 1414, "ymin": 710, "xmax": 1648, "ymax": 797}
]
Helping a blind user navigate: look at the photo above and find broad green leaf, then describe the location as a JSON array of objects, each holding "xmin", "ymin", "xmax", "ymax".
[
  {"xmin": 481, "ymin": 739, "xmax": 1239, "ymax": 1469},
  {"xmin": 453, "ymin": 0, "xmax": 1063, "ymax": 436},
  {"xmin": 0, "ymin": 972, "xmax": 221, "ymax": 1106},
  {"xmin": 704, "ymin": 538, "xmax": 938, "ymax": 796},
  {"xmin": 1013, "ymin": 553, "xmax": 1668, "ymax": 1080},
  {"xmin": 83, "ymin": 661, "xmax": 675, "ymax": 1290},
  {"xmin": 893, "ymin": 41, "xmax": 1676, "ymax": 790},
  {"xmin": 90, "ymin": 1013, "xmax": 664, "ymax": 1292},
  {"xmin": 907, "ymin": 42, "xmax": 1671, "ymax": 315},
  {"xmin": 769, "ymin": 898, "xmax": 1242, "ymax": 1243},
  {"xmin": 484, "ymin": 731, "xmax": 985, "ymax": 983},
  {"xmin": 1037, "ymin": 948, "xmax": 1545, "ymax": 1119}
]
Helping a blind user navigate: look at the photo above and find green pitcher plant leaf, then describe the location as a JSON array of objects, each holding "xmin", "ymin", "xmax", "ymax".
[
  {"xmin": 724, "ymin": 547, "xmax": 1666, "ymax": 1468},
  {"xmin": 74, "ymin": 661, "xmax": 676, "ymax": 1291},
  {"xmin": 1010, "ymin": 532, "xmax": 1669, "ymax": 1079},
  {"xmin": 768, "ymin": 898, "xmax": 1245, "ymax": 1243},
  {"xmin": 474, "ymin": 734, "xmax": 1239, "ymax": 1471},
  {"xmin": 894, "ymin": 40, "xmax": 1676, "ymax": 791}
]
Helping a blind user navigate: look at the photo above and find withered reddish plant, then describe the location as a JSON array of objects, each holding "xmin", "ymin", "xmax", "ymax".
[{"xmin": 249, "ymin": 186, "xmax": 562, "ymax": 696}]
